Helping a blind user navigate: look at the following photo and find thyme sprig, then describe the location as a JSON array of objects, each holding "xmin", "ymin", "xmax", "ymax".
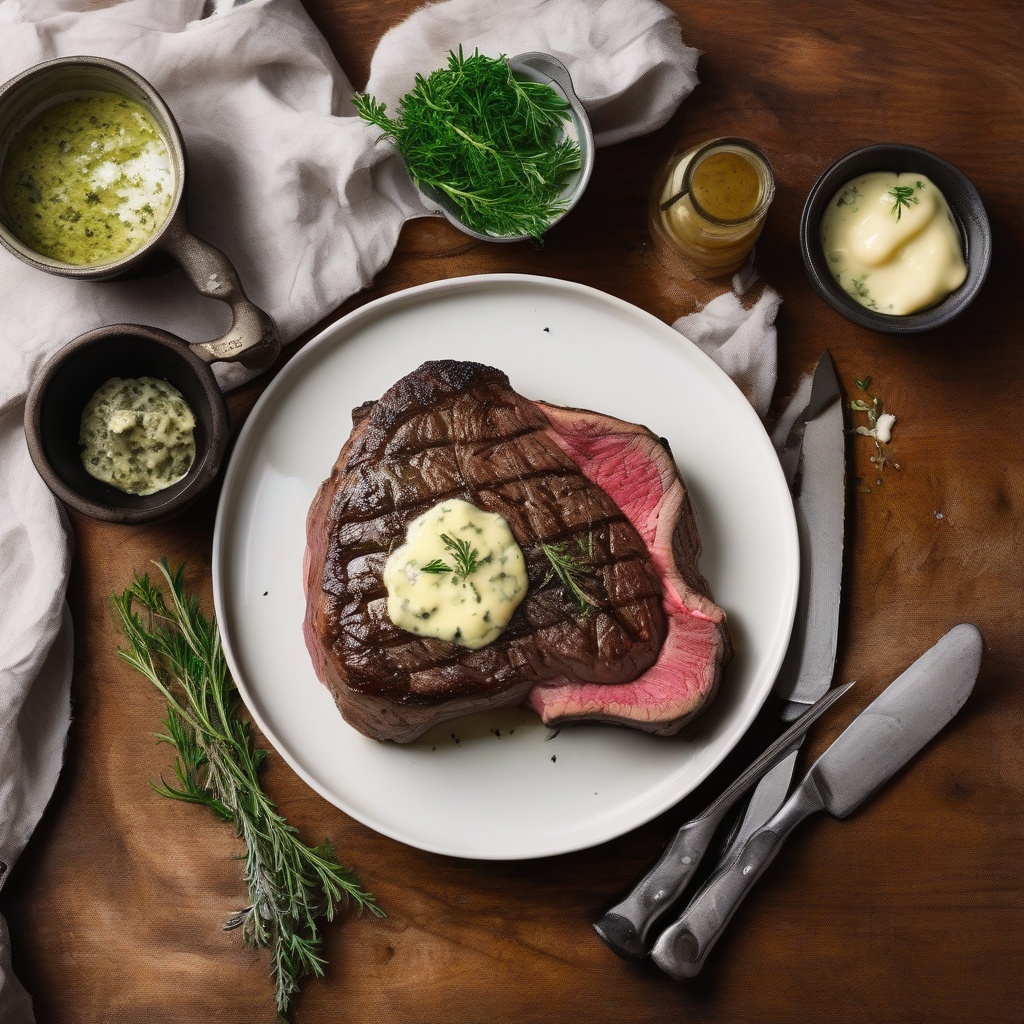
[
  {"xmin": 354, "ymin": 48, "xmax": 581, "ymax": 239},
  {"xmin": 112, "ymin": 560, "xmax": 382, "ymax": 1019},
  {"xmin": 541, "ymin": 537, "xmax": 600, "ymax": 616},
  {"xmin": 886, "ymin": 184, "xmax": 919, "ymax": 220}
]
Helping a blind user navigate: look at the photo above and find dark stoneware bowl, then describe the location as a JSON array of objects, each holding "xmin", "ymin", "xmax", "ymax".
[
  {"xmin": 800, "ymin": 144, "xmax": 991, "ymax": 334},
  {"xmin": 24, "ymin": 325, "xmax": 229, "ymax": 525}
]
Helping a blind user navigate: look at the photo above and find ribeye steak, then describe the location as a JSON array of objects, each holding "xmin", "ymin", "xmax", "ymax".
[{"xmin": 303, "ymin": 360, "xmax": 730, "ymax": 742}]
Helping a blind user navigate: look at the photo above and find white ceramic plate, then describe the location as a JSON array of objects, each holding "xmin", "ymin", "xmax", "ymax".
[{"xmin": 212, "ymin": 274, "xmax": 798, "ymax": 860}]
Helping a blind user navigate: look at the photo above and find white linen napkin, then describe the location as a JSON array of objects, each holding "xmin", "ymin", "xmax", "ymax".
[
  {"xmin": 0, "ymin": 0, "xmax": 780, "ymax": 1017},
  {"xmin": 674, "ymin": 283, "xmax": 782, "ymax": 420}
]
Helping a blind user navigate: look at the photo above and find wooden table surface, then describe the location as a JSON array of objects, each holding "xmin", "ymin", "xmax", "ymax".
[{"xmin": 5, "ymin": 1, "xmax": 1023, "ymax": 1021}]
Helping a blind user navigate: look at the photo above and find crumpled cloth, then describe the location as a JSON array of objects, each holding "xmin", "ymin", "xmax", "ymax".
[
  {"xmin": 0, "ymin": 0, "xmax": 779, "ymax": 1018},
  {"xmin": 674, "ymin": 279, "xmax": 783, "ymax": 420}
]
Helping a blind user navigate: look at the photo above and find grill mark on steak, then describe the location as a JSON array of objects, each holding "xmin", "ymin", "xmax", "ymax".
[
  {"xmin": 303, "ymin": 361, "xmax": 669, "ymax": 742},
  {"xmin": 526, "ymin": 401, "xmax": 731, "ymax": 735}
]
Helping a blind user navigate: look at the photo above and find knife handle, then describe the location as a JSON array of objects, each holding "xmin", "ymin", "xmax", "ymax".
[
  {"xmin": 593, "ymin": 805, "xmax": 729, "ymax": 961},
  {"xmin": 649, "ymin": 781, "xmax": 824, "ymax": 979}
]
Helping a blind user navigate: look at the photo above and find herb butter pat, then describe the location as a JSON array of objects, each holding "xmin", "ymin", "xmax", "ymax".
[
  {"xmin": 821, "ymin": 171, "xmax": 966, "ymax": 315},
  {"xmin": 383, "ymin": 498, "xmax": 528, "ymax": 649},
  {"xmin": 79, "ymin": 376, "xmax": 196, "ymax": 495}
]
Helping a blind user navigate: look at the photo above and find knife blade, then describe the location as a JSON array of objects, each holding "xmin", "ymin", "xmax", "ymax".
[
  {"xmin": 592, "ymin": 680, "xmax": 854, "ymax": 960},
  {"xmin": 776, "ymin": 349, "xmax": 842, "ymax": 490},
  {"xmin": 726, "ymin": 351, "xmax": 845, "ymax": 849},
  {"xmin": 593, "ymin": 352, "xmax": 846, "ymax": 961},
  {"xmin": 650, "ymin": 623, "xmax": 984, "ymax": 979}
]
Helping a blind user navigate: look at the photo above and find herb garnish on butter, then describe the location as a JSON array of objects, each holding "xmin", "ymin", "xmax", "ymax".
[
  {"xmin": 886, "ymin": 183, "xmax": 920, "ymax": 221},
  {"xmin": 113, "ymin": 560, "xmax": 381, "ymax": 1018},
  {"xmin": 420, "ymin": 532, "xmax": 483, "ymax": 581}
]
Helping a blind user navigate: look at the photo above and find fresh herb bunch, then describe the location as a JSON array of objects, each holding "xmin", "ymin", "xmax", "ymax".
[
  {"xmin": 354, "ymin": 48, "xmax": 581, "ymax": 239},
  {"xmin": 541, "ymin": 537, "xmax": 600, "ymax": 616},
  {"xmin": 112, "ymin": 560, "xmax": 382, "ymax": 1019}
]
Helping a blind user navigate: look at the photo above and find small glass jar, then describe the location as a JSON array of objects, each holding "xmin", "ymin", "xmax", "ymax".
[{"xmin": 649, "ymin": 137, "xmax": 775, "ymax": 277}]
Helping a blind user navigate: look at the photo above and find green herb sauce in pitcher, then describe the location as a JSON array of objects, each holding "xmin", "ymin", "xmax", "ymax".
[{"xmin": 0, "ymin": 91, "xmax": 174, "ymax": 265}]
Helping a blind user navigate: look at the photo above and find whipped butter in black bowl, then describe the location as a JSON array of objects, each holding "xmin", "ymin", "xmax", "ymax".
[
  {"xmin": 800, "ymin": 144, "xmax": 991, "ymax": 334},
  {"xmin": 25, "ymin": 325, "xmax": 229, "ymax": 525}
]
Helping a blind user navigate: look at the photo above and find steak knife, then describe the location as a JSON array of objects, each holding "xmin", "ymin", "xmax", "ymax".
[
  {"xmin": 593, "ymin": 352, "xmax": 845, "ymax": 960},
  {"xmin": 650, "ymin": 623, "xmax": 984, "ymax": 979},
  {"xmin": 592, "ymin": 680, "xmax": 853, "ymax": 960},
  {"xmin": 723, "ymin": 350, "xmax": 846, "ymax": 849}
]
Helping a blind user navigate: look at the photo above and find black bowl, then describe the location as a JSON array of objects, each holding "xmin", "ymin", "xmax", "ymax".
[
  {"xmin": 800, "ymin": 144, "xmax": 991, "ymax": 334},
  {"xmin": 25, "ymin": 325, "xmax": 229, "ymax": 524}
]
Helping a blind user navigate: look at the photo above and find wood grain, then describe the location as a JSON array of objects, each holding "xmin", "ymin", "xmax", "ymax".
[{"xmin": 3, "ymin": 1, "xmax": 1023, "ymax": 1022}]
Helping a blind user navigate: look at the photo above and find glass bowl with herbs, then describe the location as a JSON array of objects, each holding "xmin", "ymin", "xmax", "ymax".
[{"xmin": 355, "ymin": 49, "xmax": 594, "ymax": 242}]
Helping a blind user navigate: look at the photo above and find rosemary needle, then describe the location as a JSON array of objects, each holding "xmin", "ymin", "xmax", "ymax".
[
  {"xmin": 886, "ymin": 184, "xmax": 919, "ymax": 220},
  {"xmin": 112, "ymin": 559, "xmax": 382, "ymax": 1019},
  {"xmin": 541, "ymin": 538, "xmax": 600, "ymax": 616},
  {"xmin": 354, "ymin": 48, "xmax": 581, "ymax": 239}
]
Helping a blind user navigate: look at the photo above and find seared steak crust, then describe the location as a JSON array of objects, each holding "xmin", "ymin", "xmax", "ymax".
[{"xmin": 303, "ymin": 360, "xmax": 668, "ymax": 742}]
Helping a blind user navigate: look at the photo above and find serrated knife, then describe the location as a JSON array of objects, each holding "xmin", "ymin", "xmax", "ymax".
[{"xmin": 650, "ymin": 623, "xmax": 984, "ymax": 979}]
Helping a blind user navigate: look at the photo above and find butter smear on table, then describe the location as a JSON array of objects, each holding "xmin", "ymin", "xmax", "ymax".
[{"xmin": 820, "ymin": 172, "xmax": 966, "ymax": 315}]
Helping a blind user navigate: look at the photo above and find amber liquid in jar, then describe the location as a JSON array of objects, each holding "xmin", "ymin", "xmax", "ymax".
[{"xmin": 650, "ymin": 138, "xmax": 774, "ymax": 277}]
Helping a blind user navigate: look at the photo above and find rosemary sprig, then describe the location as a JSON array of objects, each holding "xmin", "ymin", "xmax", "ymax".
[
  {"xmin": 420, "ymin": 558, "xmax": 452, "ymax": 575},
  {"xmin": 886, "ymin": 184, "xmax": 919, "ymax": 220},
  {"xmin": 440, "ymin": 533, "xmax": 481, "ymax": 579},
  {"xmin": 112, "ymin": 560, "xmax": 382, "ymax": 1019},
  {"xmin": 541, "ymin": 537, "xmax": 600, "ymax": 616},
  {"xmin": 354, "ymin": 48, "xmax": 581, "ymax": 239}
]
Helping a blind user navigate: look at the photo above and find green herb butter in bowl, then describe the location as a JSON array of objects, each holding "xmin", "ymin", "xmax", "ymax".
[
  {"xmin": 0, "ymin": 56, "xmax": 280, "ymax": 373},
  {"xmin": 25, "ymin": 325, "xmax": 229, "ymax": 525},
  {"xmin": 0, "ymin": 90, "xmax": 175, "ymax": 267},
  {"xmin": 79, "ymin": 376, "xmax": 197, "ymax": 496},
  {"xmin": 355, "ymin": 49, "xmax": 594, "ymax": 242},
  {"xmin": 0, "ymin": 57, "xmax": 184, "ymax": 278}
]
